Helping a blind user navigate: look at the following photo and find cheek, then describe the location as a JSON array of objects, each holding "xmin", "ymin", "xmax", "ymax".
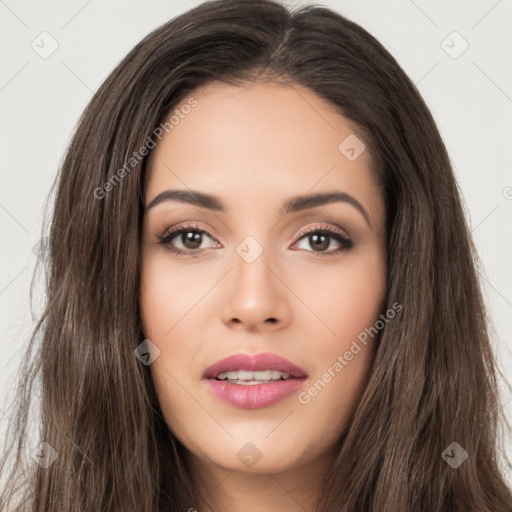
[
  {"xmin": 292, "ymin": 251, "xmax": 386, "ymax": 422},
  {"xmin": 296, "ymin": 248, "xmax": 387, "ymax": 347},
  {"xmin": 139, "ymin": 255, "xmax": 209, "ymax": 438},
  {"xmin": 139, "ymin": 252, "xmax": 202, "ymax": 340},
  {"xmin": 140, "ymin": 255, "xmax": 167, "ymax": 339}
]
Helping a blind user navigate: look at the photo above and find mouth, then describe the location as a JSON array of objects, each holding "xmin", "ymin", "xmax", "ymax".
[
  {"xmin": 214, "ymin": 369, "xmax": 294, "ymax": 385},
  {"xmin": 203, "ymin": 352, "xmax": 308, "ymax": 409}
]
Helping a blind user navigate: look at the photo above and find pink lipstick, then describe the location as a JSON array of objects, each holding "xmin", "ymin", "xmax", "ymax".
[{"xmin": 203, "ymin": 352, "xmax": 308, "ymax": 409}]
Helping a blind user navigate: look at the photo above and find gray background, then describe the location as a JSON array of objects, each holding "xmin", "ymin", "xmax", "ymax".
[{"xmin": 1, "ymin": 0, "xmax": 511, "ymax": 469}]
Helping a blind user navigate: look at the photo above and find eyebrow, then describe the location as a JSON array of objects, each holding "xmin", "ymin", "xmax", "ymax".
[{"xmin": 146, "ymin": 189, "xmax": 371, "ymax": 227}]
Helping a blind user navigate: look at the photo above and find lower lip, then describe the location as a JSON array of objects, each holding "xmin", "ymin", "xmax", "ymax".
[{"xmin": 206, "ymin": 377, "xmax": 307, "ymax": 409}]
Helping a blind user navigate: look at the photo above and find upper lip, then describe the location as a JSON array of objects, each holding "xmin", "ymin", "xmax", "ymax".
[{"xmin": 203, "ymin": 352, "xmax": 308, "ymax": 379}]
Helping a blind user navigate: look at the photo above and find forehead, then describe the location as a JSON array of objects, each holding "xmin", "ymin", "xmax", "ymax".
[{"xmin": 145, "ymin": 81, "xmax": 383, "ymax": 226}]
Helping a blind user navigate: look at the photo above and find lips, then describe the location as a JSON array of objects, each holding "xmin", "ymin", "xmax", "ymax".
[
  {"xmin": 203, "ymin": 352, "xmax": 308, "ymax": 409},
  {"xmin": 203, "ymin": 352, "xmax": 308, "ymax": 380}
]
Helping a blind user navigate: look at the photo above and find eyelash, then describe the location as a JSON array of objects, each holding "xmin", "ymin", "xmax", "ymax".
[{"xmin": 156, "ymin": 222, "xmax": 354, "ymax": 258}]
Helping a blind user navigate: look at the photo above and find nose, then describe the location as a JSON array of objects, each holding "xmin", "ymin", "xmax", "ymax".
[{"xmin": 220, "ymin": 247, "xmax": 291, "ymax": 332}]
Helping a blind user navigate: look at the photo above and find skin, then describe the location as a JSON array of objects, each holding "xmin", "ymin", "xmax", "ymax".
[{"xmin": 139, "ymin": 81, "xmax": 387, "ymax": 512}]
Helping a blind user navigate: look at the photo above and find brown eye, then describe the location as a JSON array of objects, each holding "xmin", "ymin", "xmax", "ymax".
[
  {"xmin": 157, "ymin": 223, "xmax": 219, "ymax": 257},
  {"xmin": 293, "ymin": 226, "xmax": 353, "ymax": 256},
  {"xmin": 308, "ymin": 233, "xmax": 330, "ymax": 251},
  {"xmin": 178, "ymin": 231, "xmax": 203, "ymax": 250}
]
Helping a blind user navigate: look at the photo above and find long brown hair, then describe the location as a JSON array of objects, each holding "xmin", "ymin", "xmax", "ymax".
[{"xmin": 1, "ymin": 0, "xmax": 511, "ymax": 510}]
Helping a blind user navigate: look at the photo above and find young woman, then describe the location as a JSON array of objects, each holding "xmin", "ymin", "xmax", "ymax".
[{"xmin": 1, "ymin": 0, "xmax": 511, "ymax": 510}]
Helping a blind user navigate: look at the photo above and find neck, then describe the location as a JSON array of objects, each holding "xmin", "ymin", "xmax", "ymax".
[{"xmin": 185, "ymin": 448, "xmax": 336, "ymax": 512}]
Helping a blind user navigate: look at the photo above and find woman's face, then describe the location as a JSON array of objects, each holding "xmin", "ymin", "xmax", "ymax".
[{"xmin": 140, "ymin": 81, "xmax": 387, "ymax": 476}]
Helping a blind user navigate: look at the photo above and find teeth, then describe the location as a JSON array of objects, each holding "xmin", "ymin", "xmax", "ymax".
[{"xmin": 217, "ymin": 369, "xmax": 291, "ymax": 381}]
